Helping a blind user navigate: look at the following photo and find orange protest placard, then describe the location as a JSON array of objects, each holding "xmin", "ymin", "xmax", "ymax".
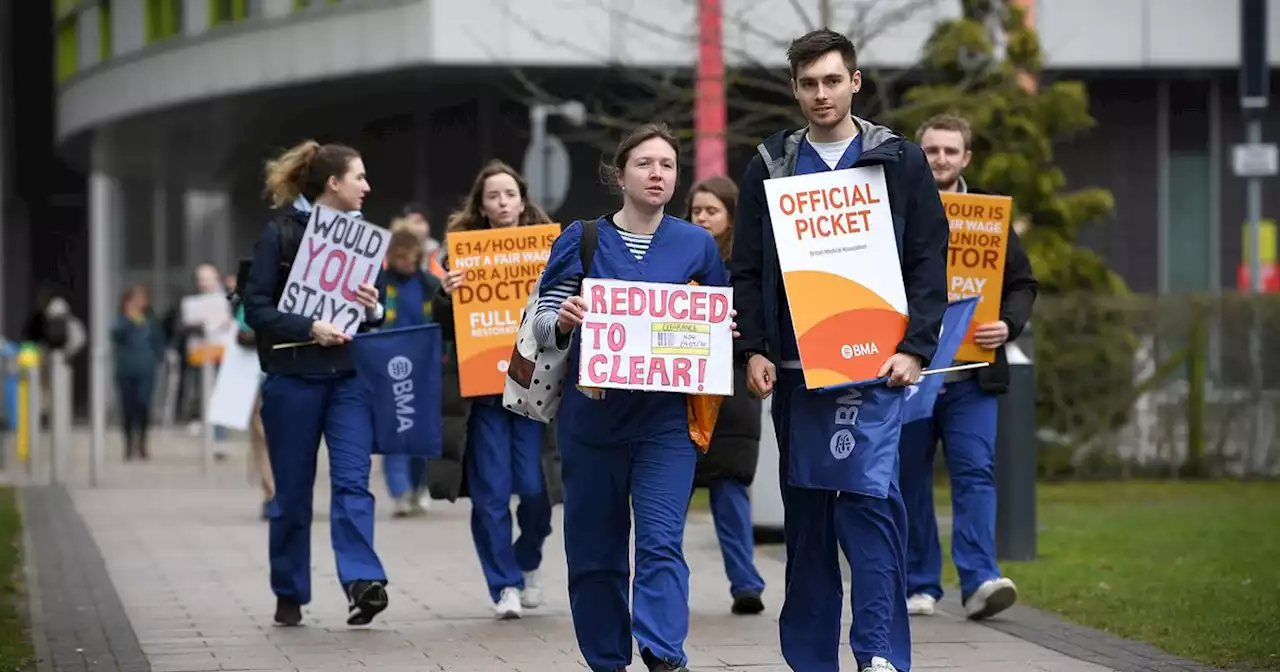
[
  {"xmin": 941, "ymin": 192, "xmax": 1012, "ymax": 363},
  {"xmin": 448, "ymin": 224, "xmax": 560, "ymax": 397}
]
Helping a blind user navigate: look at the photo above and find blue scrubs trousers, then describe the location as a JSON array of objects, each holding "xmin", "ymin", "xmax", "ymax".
[
  {"xmin": 260, "ymin": 373, "xmax": 386, "ymax": 604},
  {"xmin": 383, "ymin": 454, "xmax": 429, "ymax": 498},
  {"xmin": 773, "ymin": 369, "xmax": 912, "ymax": 672},
  {"xmin": 706, "ymin": 480, "xmax": 766, "ymax": 598},
  {"xmin": 899, "ymin": 377, "xmax": 1001, "ymax": 602},
  {"xmin": 467, "ymin": 402, "xmax": 553, "ymax": 603},
  {"xmin": 561, "ymin": 428, "xmax": 698, "ymax": 672}
]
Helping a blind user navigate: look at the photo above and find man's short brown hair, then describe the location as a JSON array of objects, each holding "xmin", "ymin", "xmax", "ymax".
[
  {"xmin": 915, "ymin": 114, "xmax": 973, "ymax": 150},
  {"xmin": 786, "ymin": 29, "xmax": 858, "ymax": 79}
]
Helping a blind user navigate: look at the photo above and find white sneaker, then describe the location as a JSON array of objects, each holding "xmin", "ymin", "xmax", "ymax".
[
  {"xmin": 906, "ymin": 593, "xmax": 936, "ymax": 616},
  {"xmin": 520, "ymin": 570, "xmax": 542, "ymax": 609},
  {"xmin": 412, "ymin": 489, "xmax": 432, "ymax": 513},
  {"xmin": 860, "ymin": 656, "xmax": 897, "ymax": 672},
  {"xmin": 494, "ymin": 587, "xmax": 522, "ymax": 620},
  {"xmin": 391, "ymin": 495, "xmax": 411, "ymax": 518},
  {"xmin": 964, "ymin": 577, "xmax": 1018, "ymax": 620}
]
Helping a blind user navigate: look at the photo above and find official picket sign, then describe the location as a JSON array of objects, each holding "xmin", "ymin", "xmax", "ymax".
[
  {"xmin": 940, "ymin": 192, "xmax": 1012, "ymax": 363},
  {"xmin": 277, "ymin": 204, "xmax": 390, "ymax": 336},
  {"xmin": 577, "ymin": 279, "xmax": 734, "ymax": 395},
  {"xmin": 448, "ymin": 224, "xmax": 560, "ymax": 397},
  {"xmin": 764, "ymin": 166, "xmax": 908, "ymax": 388}
]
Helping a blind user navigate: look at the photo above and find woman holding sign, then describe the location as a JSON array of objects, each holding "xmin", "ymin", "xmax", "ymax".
[
  {"xmin": 431, "ymin": 160, "xmax": 558, "ymax": 620},
  {"xmin": 686, "ymin": 176, "xmax": 767, "ymax": 616},
  {"xmin": 532, "ymin": 124, "xmax": 732, "ymax": 672},
  {"xmin": 242, "ymin": 140, "xmax": 390, "ymax": 628}
]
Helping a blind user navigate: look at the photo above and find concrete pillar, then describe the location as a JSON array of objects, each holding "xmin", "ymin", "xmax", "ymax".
[{"xmin": 89, "ymin": 135, "xmax": 121, "ymax": 487}]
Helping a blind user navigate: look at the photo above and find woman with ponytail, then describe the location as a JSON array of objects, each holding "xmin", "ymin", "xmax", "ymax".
[{"xmin": 242, "ymin": 140, "xmax": 390, "ymax": 628}]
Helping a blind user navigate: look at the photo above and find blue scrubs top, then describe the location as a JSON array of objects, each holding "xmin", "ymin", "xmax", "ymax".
[{"xmin": 540, "ymin": 215, "xmax": 729, "ymax": 444}]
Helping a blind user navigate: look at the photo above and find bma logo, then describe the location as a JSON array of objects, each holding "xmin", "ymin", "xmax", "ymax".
[
  {"xmin": 387, "ymin": 355, "xmax": 415, "ymax": 433},
  {"xmin": 387, "ymin": 356, "xmax": 413, "ymax": 381},
  {"xmin": 829, "ymin": 388, "xmax": 863, "ymax": 460},
  {"xmin": 829, "ymin": 429, "xmax": 855, "ymax": 460},
  {"xmin": 840, "ymin": 342, "xmax": 880, "ymax": 360}
]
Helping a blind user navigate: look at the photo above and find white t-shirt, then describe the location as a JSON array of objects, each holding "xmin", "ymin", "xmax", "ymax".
[{"xmin": 808, "ymin": 135, "xmax": 858, "ymax": 169}]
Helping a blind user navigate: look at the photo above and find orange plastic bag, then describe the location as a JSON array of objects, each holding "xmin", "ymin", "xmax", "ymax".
[
  {"xmin": 688, "ymin": 393, "xmax": 724, "ymax": 453},
  {"xmin": 686, "ymin": 279, "xmax": 725, "ymax": 452}
]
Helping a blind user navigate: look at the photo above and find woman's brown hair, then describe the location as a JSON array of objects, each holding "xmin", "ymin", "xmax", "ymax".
[
  {"xmin": 686, "ymin": 176, "xmax": 738, "ymax": 261},
  {"xmin": 601, "ymin": 122, "xmax": 681, "ymax": 191},
  {"xmin": 263, "ymin": 140, "xmax": 361, "ymax": 209},
  {"xmin": 119, "ymin": 284, "xmax": 149, "ymax": 313},
  {"xmin": 387, "ymin": 229, "xmax": 426, "ymax": 267},
  {"xmin": 446, "ymin": 160, "xmax": 552, "ymax": 232}
]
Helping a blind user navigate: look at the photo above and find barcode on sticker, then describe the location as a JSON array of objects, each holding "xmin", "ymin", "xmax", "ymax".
[{"xmin": 651, "ymin": 322, "xmax": 711, "ymax": 356}]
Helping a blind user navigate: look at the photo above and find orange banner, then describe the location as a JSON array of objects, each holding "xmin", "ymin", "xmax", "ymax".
[
  {"xmin": 941, "ymin": 192, "xmax": 1012, "ymax": 363},
  {"xmin": 448, "ymin": 224, "xmax": 560, "ymax": 397}
]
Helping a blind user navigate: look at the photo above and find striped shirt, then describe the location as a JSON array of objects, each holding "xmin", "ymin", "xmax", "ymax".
[{"xmin": 532, "ymin": 227, "xmax": 654, "ymax": 348}]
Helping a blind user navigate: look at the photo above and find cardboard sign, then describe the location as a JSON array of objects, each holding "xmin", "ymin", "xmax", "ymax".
[
  {"xmin": 277, "ymin": 205, "xmax": 389, "ymax": 336},
  {"xmin": 577, "ymin": 279, "xmax": 734, "ymax": 395},
  {"xmin": 764, "ymin": 166, "xmax": 908, "ymax": 388},
  {"xmin": 940, "ymin": 192, "xmax": 1012, "ymax": 363},
  {"xmin": 448, "ymin": 224, "xmax": 560, "ymax": 397}
]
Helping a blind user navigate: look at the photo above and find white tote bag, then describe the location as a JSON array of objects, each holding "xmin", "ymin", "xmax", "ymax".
[{"xmin": 503, "ymin": 219, "xmax": 599, "ymax": 423}]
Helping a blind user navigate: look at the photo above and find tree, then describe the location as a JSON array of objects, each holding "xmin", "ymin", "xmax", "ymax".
[
  {"xmin": 501, "ymin": 0, "xmax": 943, "ymax": 155},
  {"xmin": 885, "ymin": 0, "xmax": 1135, "ymax": 468}
]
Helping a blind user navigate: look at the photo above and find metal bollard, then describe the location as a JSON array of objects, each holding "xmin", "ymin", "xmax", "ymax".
[
  {"xmin": 995, "ymin": 328, "xmax": 1037, "ymax": 562},
  {"xmin": 18, "ymin": 347, "xmax": 42, "ymax": 482},
  {"xmin": 49, "ymin": 350, "xmax": 71, "ymax": 484}
]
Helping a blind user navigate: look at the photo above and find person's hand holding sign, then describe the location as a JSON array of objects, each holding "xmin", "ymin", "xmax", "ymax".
[
  {"xmin": 354, "ymin": 283, "xmax": 379, "ymax": 310},
  {"xmin": 442, "ymin": 270, "xmax": 465, "ymax": 295},
  {"xmin": 974, "ymin": 320, "xmax": 1010, "ymax": 350},
  {"xmin": 311, "ymin": 321, "xmax": 351, "ymax": 347},
  {"xmin": 557, "ymin": 296, "xmax": 588, "ymax": 335},
  {"xmin": 878, "ymin": 352, "xmax": 923, "ymax": 387}
]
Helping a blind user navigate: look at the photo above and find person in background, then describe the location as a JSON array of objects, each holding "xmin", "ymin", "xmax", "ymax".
[
  {"xmin": 899, "ymin": 113, "xmax": 1038, "ymax": 620},
  {"xmin": 398, "ymin": 203, "xmax": 446, "ymax": 277},
  {"xmin": 685, "ymin": 176, "xmax": 767, "ymax": 617},
  {"xmin": 243, "ymin": 139, "xmax": 390, "ymax": 628},
  {"xmin": 229, "ymin": 279, "xmax": 275, "ymax": 521},
  {"xmin": 534, "ymin": 123, "xmax": 732, "ymax": 672},
  {"xmin": 111, "ymin": 285, "xmax": 166, "ymax": 461},
  {"xmin": 381, "ymin": 228, "xmax": 443, "ymax": 517},
  {"xmin": 431, "ymin": 160, "xmax": 558, "ymax": 620}
]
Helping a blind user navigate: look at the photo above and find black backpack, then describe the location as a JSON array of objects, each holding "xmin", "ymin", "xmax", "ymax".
[{"xmin": 228, "ymin": 218, "xmax": 302, "ymax": 346}]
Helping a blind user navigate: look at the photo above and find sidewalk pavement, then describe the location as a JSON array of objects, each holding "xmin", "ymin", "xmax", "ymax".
[{"xmin": 23, "ymin": 427, "xmax": 1121, "ymax": 672}]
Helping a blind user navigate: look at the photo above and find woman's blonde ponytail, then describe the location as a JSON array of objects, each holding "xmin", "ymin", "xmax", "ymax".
[{"xmin": 263, "ymin": 140, "xmax": 322, "ymax": 208}]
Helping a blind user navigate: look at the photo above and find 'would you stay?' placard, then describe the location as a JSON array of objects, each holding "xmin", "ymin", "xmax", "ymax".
[{"xmin": 277, "ymin": 205, "xmax": 390, "ymax": 336}]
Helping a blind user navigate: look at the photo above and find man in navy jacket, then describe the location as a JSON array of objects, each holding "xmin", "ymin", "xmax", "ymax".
[
  {"xmin": 900, "ymin": 114, "xmax": 1038, "ymax": 622},
  {"xmin": 731, "ymin": 29, "xmax": 948, "ymax": 672}
]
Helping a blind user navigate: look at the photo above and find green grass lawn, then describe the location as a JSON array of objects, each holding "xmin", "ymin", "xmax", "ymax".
[
  {"xmin": 0, "ymin": 488, "xmax": 32, "ymax": 672},
  {"xmin": 937, "ymin": 481, "xmax": 1280, "ymax": 670}
]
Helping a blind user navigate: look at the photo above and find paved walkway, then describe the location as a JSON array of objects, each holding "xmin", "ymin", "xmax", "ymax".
[{"xmin": 23, "ymin": 427, "xmax": 1127, "ymax": 672}]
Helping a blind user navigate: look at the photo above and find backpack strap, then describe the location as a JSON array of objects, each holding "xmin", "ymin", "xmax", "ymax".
[{"xmin": 579, "ymin": 218, "xmax": 599, "ymax": 277}]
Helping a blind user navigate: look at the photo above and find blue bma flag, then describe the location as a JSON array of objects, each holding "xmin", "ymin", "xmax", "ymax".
[
  {"xmin": 786, "ymin": 382, "xmax": 905, "ymax": 498},
  {"xmin": 350, "ymin": 324, "xmax": 443, "ymax": 457},
  {"xmin": 901, "ymin": 297, "xmax": 981, "ymax": 424}
]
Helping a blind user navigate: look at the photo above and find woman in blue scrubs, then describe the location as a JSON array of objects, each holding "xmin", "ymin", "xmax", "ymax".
[
  {"xmin": 685, "ymin": 177, "xmax": 766, "ymax": 616},
  {"xmin": 242, "ymin": 140, "xmax": 389, "ymax": 628},
  {"xmin": 533, "ymin": 124, "xmax": 732, "ymax": 672},
  {"xmin": 433, "ymin": 160, "xmax": 557, "ymax": 620}
]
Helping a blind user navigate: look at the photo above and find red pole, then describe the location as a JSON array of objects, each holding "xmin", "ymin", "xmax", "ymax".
[{"xmin": 695, "ymin": 0, "xmax": 726, "ymax": 182}]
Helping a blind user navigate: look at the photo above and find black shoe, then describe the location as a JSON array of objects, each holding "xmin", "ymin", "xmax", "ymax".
[
  {"xmin": 731, "ymin": 592, "xmax": 765, "ymax": 615},
  {"xmin": 346, "ymin": 580, "xmax": 388, "ymax": 626},
  {"xmin": 274, "ymin": 597, "xmax": 302, "ymax": 626},
  {"xmin": 640, "ymin": 648, "xmax": 689, "ymax": 672}
]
